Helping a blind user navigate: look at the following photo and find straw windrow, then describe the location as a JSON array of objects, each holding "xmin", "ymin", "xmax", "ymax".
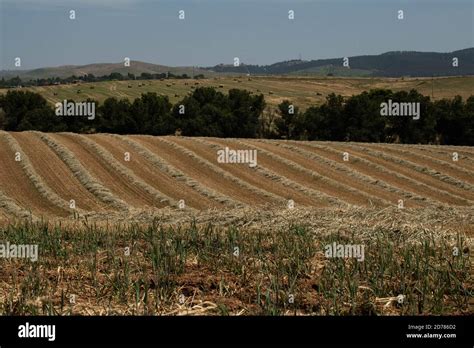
[
  {"xmin": 236, "ymin": 139, "xmax": 391, "ymax": 207},
  {"xmin": 0, "ymin": 189, "xmax": 36, "ymax": 220},
  {"xmin": 0, "ymin": 131, "xmax": 84, "ymax": 215},
  {"xmin": 156, "ymin": 136, "xmax": 285, "ymax": 203},
  {"xmin": 194, "ymin": 137, "xmax": 346, "ymax": 208},
  {"xmin": 36, "ymin": 132, "xmax": 130, "ymax": 211},
  {"xmin": 69, "ymin": 133, "xmax": 179, "ymax": 209},
  {"xmin": 110, "ymin": 134, "xmax": 244, "ymax": 208}
]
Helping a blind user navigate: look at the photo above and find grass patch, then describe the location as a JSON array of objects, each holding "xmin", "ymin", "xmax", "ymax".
[{"xmin": 0, "ymin": 220, "xmax": 471, "ymax": 315}]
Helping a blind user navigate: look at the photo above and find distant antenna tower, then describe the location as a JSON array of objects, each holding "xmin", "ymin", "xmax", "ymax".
[
  {"xmin": 245, "ymin": 64, "xmax": 251, "ymax": 76},
  {"xmin": 431, "ymin": 74, "xmax": 434, "ymax": 99},
  {"xmin": 299, "ymin": 53, "xmax": 302, "ymax": 61}
]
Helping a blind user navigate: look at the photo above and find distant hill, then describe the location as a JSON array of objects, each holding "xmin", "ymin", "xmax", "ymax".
[
  {"xmin": 205, "ymin": 48, "xmax": 474, "ymax": 77},
  {"xmin": 1, "ymin": 48, "xmax": 472, "ymax": 80},
  {"xmin": 0, "ymin": 61, "xmax": 212, "ymax": 81}
]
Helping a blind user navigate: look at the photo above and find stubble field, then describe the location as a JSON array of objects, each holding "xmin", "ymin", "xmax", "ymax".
[
  {"xmin": 3, "ymin": 75, "xmax": 473, "ymax": 109},
  {"xmin": 0, "ymin": 131, "xmax": 472, "ymax": 315}
]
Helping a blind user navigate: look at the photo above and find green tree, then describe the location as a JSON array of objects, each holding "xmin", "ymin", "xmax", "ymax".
[
  {"xmin": 0, "ymin": 90, "xmax": 57, "ymax": 131},
  {"xmin": 320, "ymin": 93, "xmax": 346, "ymax": 141},
  {"xmin": 303, "ymin": 106, "xmax": 332, "ymax": 140},
  {"xmin": 275, "ymin": 100, "xmax": 300, "ymax": 139},
  {"xmin": 228, "ymin": 89, "xmax": 265, "ymax": 138},
  {"xmin": 174, "ymin": 87, "xmax": 230, "ymax": 136},
  {"xmin": 98, "ymin": 98, "xmax": 135, "ymax": 134},
  {"xmin": 342, "ymin": 90, "xmax": 388, "ymax": 142},
  {"xmin": 385, "ymin": 90, "xmax": 433, "ymax": 144},
  {"xmin": 130, "ymin": 93, "xmax": 174, "ymax": 135}
]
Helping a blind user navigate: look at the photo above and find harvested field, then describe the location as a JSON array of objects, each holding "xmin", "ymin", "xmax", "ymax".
[
  {"xmin": 48, "ymin": 133, "xmax": 159, "ymax": 209},
  {"xmin": 0, "ymin": 132, "xmax": 69, "ymax": 218},
  {"xmin": 10, "ymin": 132, "xmax": 107, "ymax": 212},
  {"xmin": 169, "ymin": 137, "xmax": 320, "ymax": 207},
  {"xmin": 7, "ymin": 76, "xmax": 474, "ymax": 110},
  {"xmin": 0, "ymin": 132, "xmax": 473, "ymax": 221},
  {"xmin": 90, "ymin": 134, "xmax": 221, "ymax": 210},
  {"xmin": 328, "ymin": 142, "xmax": 474, "ymax": 206},
  {"xmin": 0, "ymin": 132, "xmax": 472, "ymax": 316},
  {"xmin": 133, "ymin": 135, "xmax": 269, "ymax": 207},
  {"xmin": 0, "ymin": 207, "xmax": 472, "ymax": 316}
]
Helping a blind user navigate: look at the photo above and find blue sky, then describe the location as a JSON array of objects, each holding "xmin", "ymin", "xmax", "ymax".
[{"xmin": 1, "ymin": 0, "xmax": 473, "ymax": 70}]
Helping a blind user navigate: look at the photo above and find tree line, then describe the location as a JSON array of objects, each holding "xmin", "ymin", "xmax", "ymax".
[
  {"xmin": 0, "ymin": 71, "xmax": 203, "ymax": 88},
  {"xmin": 0, "ymin": 87, "xmax": 472, "ymax": 145}
]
